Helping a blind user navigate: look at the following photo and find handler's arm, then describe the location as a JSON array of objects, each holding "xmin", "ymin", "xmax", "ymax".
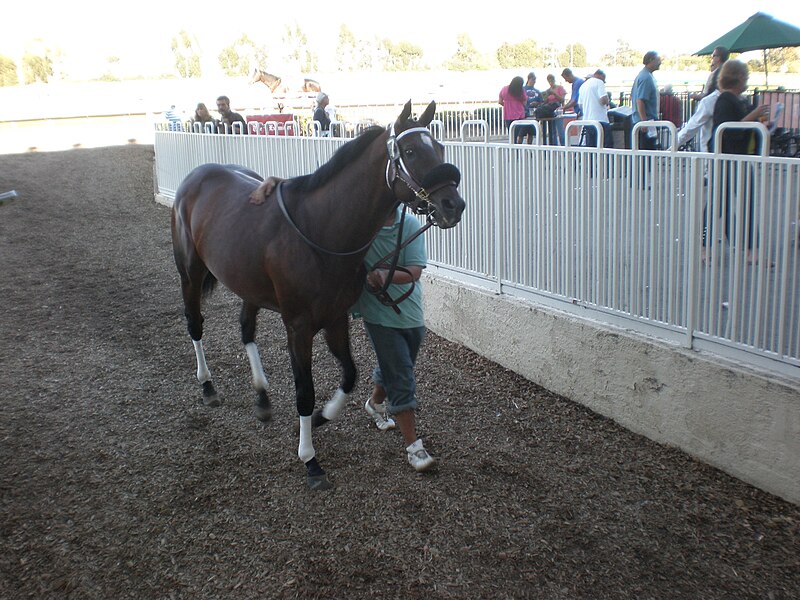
[{"xmin": 367, "ymin": 265, "xmax": 423, "ymax": 289}]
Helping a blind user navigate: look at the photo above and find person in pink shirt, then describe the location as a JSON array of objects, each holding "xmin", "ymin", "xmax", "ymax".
[{"xmin": 499, "ymin": 76, "xmax": 526, "ymax": 139}]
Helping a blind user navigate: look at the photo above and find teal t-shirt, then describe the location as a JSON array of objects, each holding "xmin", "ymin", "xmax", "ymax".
[{"xmin": 352, "ymin": 210, "xmax": 427, "ymax": 328}]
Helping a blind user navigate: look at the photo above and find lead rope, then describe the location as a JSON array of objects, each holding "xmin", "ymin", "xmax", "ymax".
[{"xmin": 367, "ymin": 208, "xmax": 435, "ymax": 314}]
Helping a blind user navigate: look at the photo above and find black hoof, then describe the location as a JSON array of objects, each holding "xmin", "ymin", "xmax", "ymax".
[
  {"xmin": 311, "ymin": 409, "xmax": 330, "ymax": 428},
  {"xmin": 307, "ymin": 474, "xmax": 333, "ymax": 491},
  {"xmin": 202, "ymin": 381, "xmax": 220, "ymax": 407},
  {"xmin": 254, "ymin": 390, "xmax": 272, "ymax": 422}
]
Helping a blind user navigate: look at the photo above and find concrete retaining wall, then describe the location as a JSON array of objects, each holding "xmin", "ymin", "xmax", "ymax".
[{"xmin": 423, "ymin": 274, "xmax": 800, "ymax": 505}]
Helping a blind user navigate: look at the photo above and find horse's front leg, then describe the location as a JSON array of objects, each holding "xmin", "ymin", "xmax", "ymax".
[
  {"xmin": 312, "ymin": 314, "xmax": 357, "ymax": 427},
  {"xmin": 240, "ymin": 302, "xmax": 271, "ymax": 421},
  {"xmin": 286, "ymin": 322, "xmax": 332, "ymax": 491}
]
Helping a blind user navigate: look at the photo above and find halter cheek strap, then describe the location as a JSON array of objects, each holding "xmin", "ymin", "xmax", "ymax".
[{"xmin": 384, "ymin": 125, "xmax": 437, "ymax": 203}]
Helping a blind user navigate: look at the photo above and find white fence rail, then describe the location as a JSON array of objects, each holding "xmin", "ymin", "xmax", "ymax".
[{"xmin": 154, "ymin": 130, "xmax": 800, "ymax": 378}]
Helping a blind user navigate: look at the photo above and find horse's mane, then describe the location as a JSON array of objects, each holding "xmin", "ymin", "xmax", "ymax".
[{"xmin": 288, "ymin": 126, "xmax": 385, "ymax": 193}]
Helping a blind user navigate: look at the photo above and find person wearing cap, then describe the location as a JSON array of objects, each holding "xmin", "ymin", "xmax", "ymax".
[
  {"xmin": 313, "ymin": 92, "xmax": 331, "ymax": 136},
  {"xmin": 578, "ymin": 69, "xmax": 612, "ymax": 148}
]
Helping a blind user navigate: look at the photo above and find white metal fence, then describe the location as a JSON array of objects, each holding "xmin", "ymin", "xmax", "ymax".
[{"xmin": 154, "ymin": 128, "xmax": 800, "ymax": 378}]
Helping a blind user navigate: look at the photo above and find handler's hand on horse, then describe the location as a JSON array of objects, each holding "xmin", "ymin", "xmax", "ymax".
[
  {"xmin": 366, "ymin": 269, "xmax": 387, "ymax": 290},
  {"xmin": 249, "ymin": 176, "xmax": 284, "ymax": 205}
]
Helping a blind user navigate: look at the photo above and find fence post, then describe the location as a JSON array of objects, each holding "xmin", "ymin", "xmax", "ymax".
[
  {"xmin": 685, "ymin": 155, "xmax": 704, "ymax": 349},
  {"xmin": 493, "ymin": 144, "xmax": 504, "ymax": 294}
]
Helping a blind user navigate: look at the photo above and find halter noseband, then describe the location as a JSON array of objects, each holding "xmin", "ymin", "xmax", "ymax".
[{"xmin": 384, "ymin": 125, "xmax": 461, "ymax": 224}]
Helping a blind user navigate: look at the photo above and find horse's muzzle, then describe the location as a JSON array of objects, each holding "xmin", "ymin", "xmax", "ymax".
[
  {"xmin": 430, "ymin": 187, "xmax": 465, "ymax": 229},
  {"xmin": 423, "ymin": 164, "xmax": 465, "ymax": 229}
]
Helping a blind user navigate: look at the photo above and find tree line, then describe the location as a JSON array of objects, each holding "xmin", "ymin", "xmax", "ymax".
[{"xmin": 2, "ymin": 24, "xmax": 799, "ymax": 86}]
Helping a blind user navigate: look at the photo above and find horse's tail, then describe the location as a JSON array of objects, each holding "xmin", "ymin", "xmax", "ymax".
[{"xmin": 202, "ymin": 272, "xmax": 218, "ymax": 298}]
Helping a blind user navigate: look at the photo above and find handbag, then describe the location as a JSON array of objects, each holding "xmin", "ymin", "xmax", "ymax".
[{"xmin": 534, "ymin": 103, "xmax": 559, "ymax": 119}]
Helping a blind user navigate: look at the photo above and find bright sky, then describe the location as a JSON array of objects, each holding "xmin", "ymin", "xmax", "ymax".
[{"xmin": 3, "ymin": 1, "xmax": 799, "ymax": 78}]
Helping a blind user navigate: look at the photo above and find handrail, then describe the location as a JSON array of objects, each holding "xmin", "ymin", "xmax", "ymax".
[
  {"xmin": 713, "ymin": 121, "xmax": 770, "ymax": 157},
  {"xmin": 631, "ymin": 120, "xmax": 678, "ymax": 152},
  {"xmin": 460, "ymin": 119, "xmax": 489, "ymax": 143},
  {"xmin": 428, "ymin": 119, "xmax": 444, "ymax": 140},
  {"xmin": 508, "ymin": 119, "xmax": 542, "ymax": 145},
  {"xmin": 565, "ymin": 119, "xmax": 602, "ymax": 148}
]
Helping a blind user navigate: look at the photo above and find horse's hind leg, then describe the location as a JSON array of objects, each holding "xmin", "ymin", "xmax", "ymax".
[
  {"xmin": 312, "ymin": 314, "xmax": 357, "ymax": 427},
  {"xmin": 240, "ymin": 301, "xmax": 271, "ymax": 422},
  {"xmin": 179, "ymin": 270, "xmax": 221, "ymax": 407},
  {"xmin": 173, "ymin": 218, "xmax": 220, "ymax": 407}
]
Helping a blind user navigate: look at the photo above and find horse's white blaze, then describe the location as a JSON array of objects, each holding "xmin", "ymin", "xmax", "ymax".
[
  {"xmin": 192, "ymin": 339, "xmax": 211, "ymax": 383},
  {"xmin": 244, "ymin": 342, "xmax": 269, "ymax": 391},
  {"xmin": 322, "ymin": 388, "xmax": 347, "ymax": 421},
  {"xmin": 298, "ymin": 415, "xmax": 315, "ymax": 462}
]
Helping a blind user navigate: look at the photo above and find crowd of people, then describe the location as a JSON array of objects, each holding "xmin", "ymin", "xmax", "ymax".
[
  {"xmin": 499, "ymin": 67, "xmax": 617, "ymax": 147},
  {"xmin": 497, "ymin": 46, "xmax": 773, "ymax": 155},
  {"xmin": 167, "ymin": 95, "xmax": 249, "ymax": 134},
  {"xmin": 167, "ymin": 92, "xmax": 337, "ymax": 137}
]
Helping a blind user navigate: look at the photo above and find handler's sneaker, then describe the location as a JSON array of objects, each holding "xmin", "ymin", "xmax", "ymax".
[
  {"xmin": 406, "ymin": 439, "xmax": 436, "ymax": 472},
  {"xmin": 364, "ymin": 398, "xmax": 396, "ymax": 431}
]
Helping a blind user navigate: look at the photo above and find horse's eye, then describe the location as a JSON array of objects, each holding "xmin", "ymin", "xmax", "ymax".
[{"xmin": 404, "ymin": 148, "xmax": 415, "ymax": 157}]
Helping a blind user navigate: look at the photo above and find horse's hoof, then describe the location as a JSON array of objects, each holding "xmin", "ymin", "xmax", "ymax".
[
  {"xmin": 254, "ymin": 391, "xmax": 272, "ymax": 422},
  {"xmin": 311, "ymin": 409, "xmax": 329, "ymax": 428},
  {"xmin": 202, "ymin": 382, "xmax": 220, "ymax": 407},
  {"xmin": 307, "ymin": 474, "xmax": 333, "ymax": 491}
]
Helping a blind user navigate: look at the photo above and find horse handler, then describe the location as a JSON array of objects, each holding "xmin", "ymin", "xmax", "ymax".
[{"xmin": 354, "ymin": 208, "xmax": 437, "ymax": 473}]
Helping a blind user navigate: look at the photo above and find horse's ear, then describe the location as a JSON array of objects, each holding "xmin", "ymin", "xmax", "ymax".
[
  {"xmin": 398, "ymin": 100, "xmax": 413, "ymax": 124},
  {"xmin": 418, "ymin": 101, "xmax": 436, "ymax": 126}
]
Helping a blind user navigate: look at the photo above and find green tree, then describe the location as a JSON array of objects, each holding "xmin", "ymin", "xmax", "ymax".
[
  {"xmin": 218, "ymin": 34, "xmax": 268, "ymax": 77},
  {"xmin": 662, "ymin": 53, "xmax": 708, "ymax": 70},
  {"xmin": 496, "ymin": 39, "xmax": 540, "ymax": 69},
  {"xmin": 0, "ymin": 55, "xmax": 19, "ymax": 86},
  {"xmin": 22, "ymin": 52, "xmax": 53, "ymax": 84},
  {"xmin": 558, "ymin": 43, "xmax": 587, "ymax": 68},
  {"xmin": 600, "ymin": 39, "xmax": 641, "ymax": 68},
  {"xmin": 379, "ymin": 40, "xmax": 424, "ymax": 71},
  {"xmin": 171, "ymin": 31, "xmax": 202, "ymax": 78},
  {"xmin": 283, "ymin": 23, "xmax": 317, "ymax": 72},
  {"xmin": 445, "ymin": 33, "xmax": 488, "ymax": 71},
  {"xmin": 747, "ymin": 47, "xmax": 800, "ymax": 72},
  {"xmin": 335, "ymin": 25, "xmax": 358, "ymax": 71}
]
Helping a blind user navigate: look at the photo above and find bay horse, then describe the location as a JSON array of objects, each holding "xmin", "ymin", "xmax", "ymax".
[
  {"xmin": 251, "ymin": 68, "xmax": 321, "ymax": 94},
  {"xmin": 171, "ymin": 100, "xmax": 465, "ymax": 490}
]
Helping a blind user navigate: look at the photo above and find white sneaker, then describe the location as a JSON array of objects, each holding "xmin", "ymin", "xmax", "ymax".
[
  {"xmin": 364, "ymin": 398, "xmax": 396, "ymax": 431},
  {"xmin": 406, "ymin": 439, "xmax": 436, "ymax": 472}
]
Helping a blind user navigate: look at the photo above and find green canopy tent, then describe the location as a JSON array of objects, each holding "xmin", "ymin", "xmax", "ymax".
[{"xmin": 695, "ymin": 12, "xmax": 800, "ymax": 87}]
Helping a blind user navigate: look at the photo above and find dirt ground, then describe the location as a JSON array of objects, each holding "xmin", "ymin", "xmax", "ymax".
[{"xmin": 0, "ymin": 145, "xmax": 798, "ymax": 599}]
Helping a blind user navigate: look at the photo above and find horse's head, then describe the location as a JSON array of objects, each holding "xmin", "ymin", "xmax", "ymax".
[{"xmin": 387, "ymin": 100, "xmax": 465, "ymax": 229}]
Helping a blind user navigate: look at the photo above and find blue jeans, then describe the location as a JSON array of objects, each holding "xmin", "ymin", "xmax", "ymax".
[
  {"xmin": 363, "ymin": 323, "xmax": 426, "ymax": 415},
  {"xmin": 552, "ymin": 117, "xmax": 565, "ymax": 145},
  {"xmin": 585, "ymin": 122, "xmax": 613, "ymax": 148}
]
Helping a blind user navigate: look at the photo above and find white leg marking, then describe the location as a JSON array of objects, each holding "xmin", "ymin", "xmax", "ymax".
[
  {"xmin": 244, "ymin": 342, "xmax": 269, "ymax": 391},
  {"xmin": 322, "ymin": 388, "xmax": 347, "ymax": 421},
  {"xmin": 298, "ymin": 415, "xmax": 315, "ymax": 462},
  {"xmin": 192, "ymin": 339, "xmax": 211, "ymax": 384}
]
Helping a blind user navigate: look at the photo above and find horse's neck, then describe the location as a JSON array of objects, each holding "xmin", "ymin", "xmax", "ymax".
[{"xmin": 303, "ymin": 149, "xmax": 396, "ymax": 249}]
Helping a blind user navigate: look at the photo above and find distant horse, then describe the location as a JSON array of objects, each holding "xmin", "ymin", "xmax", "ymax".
[
  {"xmin": 171, "ymin": 101, "xmax": 465, "ymax": 490},
  {"xmin": 251, "ymin": 68, "xmax": 321, "ymax": 94}
]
